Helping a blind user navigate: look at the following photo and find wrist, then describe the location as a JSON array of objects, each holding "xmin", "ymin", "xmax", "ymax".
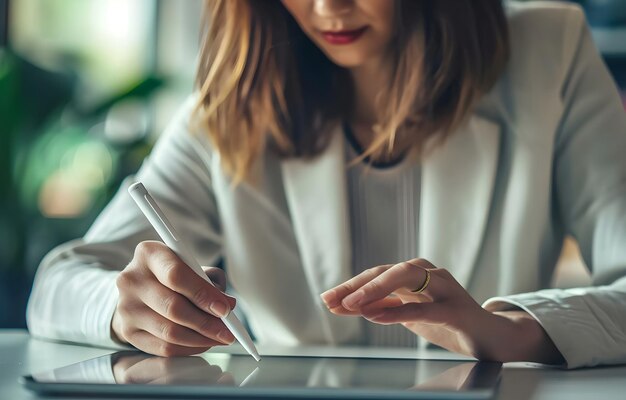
[
  {"xmin": 492, "ymin": 311, "xmax": 564, "ymax": 365},
  {"xmin": 468, "ymin": 308, "xmax": 519, "ymax": 361}
]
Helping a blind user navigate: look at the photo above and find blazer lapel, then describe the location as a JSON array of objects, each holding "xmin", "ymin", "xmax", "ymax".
[
  {"xmin": 280, "ymin": 124, "xmax": 360, "ymax": 344},
  {"xmin": 279, "ymin": 114, "xmax": 500, "ymax": 343},
  {"xmin": 419, "ymin": 114, "xmax": 501, "ymax": 287}
]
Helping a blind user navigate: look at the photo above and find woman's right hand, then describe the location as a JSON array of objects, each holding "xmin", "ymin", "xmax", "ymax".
[
  {"xmin": 112, "ymin": 241, "xmax": 237, "ymax": 356},
  {"xmin": 113, "ymin": 354, "xmax": 234, "ymax": 386}
]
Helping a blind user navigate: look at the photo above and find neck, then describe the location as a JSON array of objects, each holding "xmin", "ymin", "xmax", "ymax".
[
  {"xmin": 348, "ymin": 56, "xmax": 393, "ymax": 127},
  {"xmin": 346, "ymin": 56, "xmax": 414, "ymax": 164}
]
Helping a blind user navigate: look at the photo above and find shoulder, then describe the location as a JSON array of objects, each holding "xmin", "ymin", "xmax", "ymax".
[
  {"xmin": 505, "ymin": 0, "xmax": 587, "ymax": 46},
  {"xmin": 503, "ymin": 1, "xmax": 590, "ymax": 85},
  {"xmin": 479, "ymin": 1, "xmax": 598, "ymax": 120},
  {"xmin": 505, "ymin": 0, "xmax": 586, "ymax": 29},
  {"xmin": 165, "ymin": 93, "xmax": 207, "ymax": 140},
  {"xmin": 161, "ymin": 93, "xmax": 213, "ymax": 150},
  {"xmin": 147, "ymin": 93, "xmax": 216, "ymax": 168}
]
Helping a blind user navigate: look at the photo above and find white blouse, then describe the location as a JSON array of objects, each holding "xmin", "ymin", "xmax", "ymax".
[{"xmin": 345, "ymin": 126, "xmax": 420, "ymax": 347}]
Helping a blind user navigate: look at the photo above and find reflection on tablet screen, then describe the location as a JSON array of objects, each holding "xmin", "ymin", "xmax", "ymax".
[{"xmin": 31, "ymin": 350, "xmax": 501, "ymax": 394}]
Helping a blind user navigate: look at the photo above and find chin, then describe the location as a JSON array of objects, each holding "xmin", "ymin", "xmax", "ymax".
[{"xmin": 323, "ymin": 52, "xmax": 371, "ymax": 69}]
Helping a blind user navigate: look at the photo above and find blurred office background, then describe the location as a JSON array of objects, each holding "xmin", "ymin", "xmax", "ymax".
[
  {"xmin": 0, "ymin": 0, "xmax": 203, "ymax": 328},
  {"xmin": 1, "ymin": 0, "xmax": 625, "ymax": 329}
]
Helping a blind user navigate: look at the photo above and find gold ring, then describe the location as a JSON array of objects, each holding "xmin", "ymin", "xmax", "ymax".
[{"xmin": 410, "ymin": 268, "xmax": 431, "ymax": 294}]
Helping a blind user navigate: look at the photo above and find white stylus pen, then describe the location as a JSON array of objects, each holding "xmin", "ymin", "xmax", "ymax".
[{"xmin": 128, "ymin": 181, "xmax": 261, "ymax": 362}]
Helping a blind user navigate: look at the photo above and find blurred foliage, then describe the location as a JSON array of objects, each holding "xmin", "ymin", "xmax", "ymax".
[
  {"xmin": 1, "ymin": 0, "xmax": 199, "ymax": 329},
  {"xmin": 0, "ymin": 48, "xmax": 164, "ymax": 327},
  {"xmin": 1, "ymin": 50, "xmax": 75, "ymax": 273}
]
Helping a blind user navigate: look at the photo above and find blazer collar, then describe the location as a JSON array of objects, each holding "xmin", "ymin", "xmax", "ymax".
[{"xmin": 280, "ymin": 115, "xmax": 500, "ymax": 341}]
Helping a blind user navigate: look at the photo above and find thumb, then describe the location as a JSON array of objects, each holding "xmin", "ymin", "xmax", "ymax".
[
  {"xmin": 201, "ymin": 266, "xmax": 227, "ymax": 292},
  {"xmin": 201, "ymin": 266, "xmax": 236, "ymax": 310}
]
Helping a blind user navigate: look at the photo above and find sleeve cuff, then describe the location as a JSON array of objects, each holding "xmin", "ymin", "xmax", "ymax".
[{"xmin": 483, "ymin": 289, "xmax": 626, "ymax": 369}]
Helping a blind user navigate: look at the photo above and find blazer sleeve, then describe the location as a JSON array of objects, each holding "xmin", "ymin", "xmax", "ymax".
[
  {"xmin": 26, "ymin": 96, "xmax": 223, "ymax": 349},
  {"xmin": 484, "ymin": 12, "xmax": 626, "ymax": 368}
]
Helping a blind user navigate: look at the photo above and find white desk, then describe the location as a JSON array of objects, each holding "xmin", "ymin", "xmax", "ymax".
[{"xmin": 2, "ymin": 330, "xmax": 625, "ymax": 399}]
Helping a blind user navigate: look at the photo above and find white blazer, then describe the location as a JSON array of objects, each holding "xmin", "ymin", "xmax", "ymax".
[{"xmin": 27, "ymin": 2, "xmax": 626, "ymax": 368}]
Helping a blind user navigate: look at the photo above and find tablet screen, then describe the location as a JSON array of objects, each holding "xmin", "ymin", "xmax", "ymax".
[{"xmin": 24, "ymin": 351, "xmax": 501, "ymax": 399}]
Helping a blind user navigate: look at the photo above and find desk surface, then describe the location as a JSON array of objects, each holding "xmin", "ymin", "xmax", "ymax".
[{"xmin": 2, "ymin": 330, "xmax": 625, "ymax": 400}]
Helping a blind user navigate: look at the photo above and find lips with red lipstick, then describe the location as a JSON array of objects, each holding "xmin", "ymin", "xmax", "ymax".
[{"xmin": 320, "ymin": 26, "xmax": 368, "ymax": 45}]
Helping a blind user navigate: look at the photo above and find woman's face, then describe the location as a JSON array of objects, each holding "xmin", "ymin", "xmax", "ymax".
[{"xmin": 281, "ymin": 0, "xmax": 396, "ymax": 69}]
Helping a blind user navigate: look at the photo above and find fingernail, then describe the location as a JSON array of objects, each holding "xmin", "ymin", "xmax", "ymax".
[
  {"xmin": 217, "ymin": 329, "xmax": 235, "ymax": 344},
  {"xmin": 342, "ymin": 290, "xmax": 364, "ymax": 310},
  {"xmin": 320, "ymin": 290, "xmax": 338, "ymax": 307},
  {"xmin": 364, "ymin": 313, "xmax": 384, "ymax": 322},
  {"xmin": 209, "ymin": 301, "xmax": 230, "ymax": 318}
]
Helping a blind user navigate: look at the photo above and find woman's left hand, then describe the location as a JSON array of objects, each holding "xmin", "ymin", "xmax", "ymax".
[{"xmin": 320, "ymin": 258, "xmax": 564, "ymax": 364}]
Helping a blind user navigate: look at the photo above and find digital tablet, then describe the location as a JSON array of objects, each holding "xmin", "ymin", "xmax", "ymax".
[{"xmin": 21, "ymin": 351, "xmax": 501, "ymax": 399}]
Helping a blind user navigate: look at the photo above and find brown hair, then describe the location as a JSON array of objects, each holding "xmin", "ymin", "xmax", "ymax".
[{"xmin": 195, "ymin": 0, "xmax": 509, "ymax": 183}]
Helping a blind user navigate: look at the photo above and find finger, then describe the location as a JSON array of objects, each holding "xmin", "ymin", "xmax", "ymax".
[
  {"xmin": 140, "ymin": 357, "xmax": 216, "ymax": 385},
  {"xmin": 135, "ymin": 281, "xmax": 235, "ymax": 344},
  {"xmin": 405, "ymin": 258, "xmax": 438, "ymax": 270},
  {"xmin": 127, "ymin": 330, "xmax": 211, "ymax": 357},
  {"xmin": 202, "ymin": 266, "xmax": 227, "ymax": 291},
  {"xmin": 112, "ymin": 355, "xmax": 148, "ymax": 383},
  {"xmin": 320, "ymin": 264, "xmax": 394, "ymax": 308},
  {"xmin": 113, "ymin": 354, "xmax": 146, "ymax": 371},
  {"xmin": 329, "ymin": 297, "xmax": 404, "ymax": 316},
  {"xmin": 133, "ymin": 305, "xmax": 232, "ymax": 347},
  {"xmin": 216, "ymin": 372, "xmax": 236, "ymax": 386},
  {"xmin": 120, "ymin": 358, "xmax": 180, "ymax": 385},
  {"xmin": 148, "ymin": 364, "xmax": 225, "ymax": 385},
  {"xmin": 144, "ymin": 245, "xmax": 236, "ymax": 318},
  {"xmin": 115, "ymin": 365, "xmax": 154, "ymax": 385},
  {"xmin": 342, "ymin": 261, "xmax": 436, "ymax": 310},
  {"xmin": 361, "ymin": 302, "xmax": 443, "ymax": 325}
]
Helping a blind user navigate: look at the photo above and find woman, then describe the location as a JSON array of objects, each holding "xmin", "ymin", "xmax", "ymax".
[{"xmin": 27, "ymin": 0, "xmax": 626, "ymax": 368}]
